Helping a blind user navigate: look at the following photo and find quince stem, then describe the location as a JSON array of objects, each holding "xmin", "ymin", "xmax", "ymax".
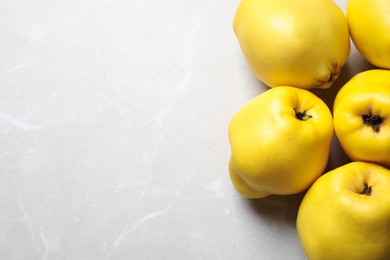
[
  {"xmin": 362, "ymin": 114, "xmax": 382, "ymax": 132},
  {"xmin": 360, "ymin": 183, "xmax": 372, "ymax": 196},
  {"xmin": 295, "ymin": 110, "xmax": 313, "ymax": 121}
]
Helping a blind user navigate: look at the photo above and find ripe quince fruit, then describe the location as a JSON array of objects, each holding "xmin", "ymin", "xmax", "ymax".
[
  {"xmin": 297, "ymin": 161, "xmax": 390, "ymax": 260},
  {"xmin": 333, "ymin": 69, "xmax": 390, "ymax": 168},
  {"xmin": 347, "ymin": 0, "xmax": 390, "ymax": 69},
  {"xmin": 228, "ymin": 86, "xmax": 333, "ymax": 198},
  {"xmin": 233, "ymin": 0, "xmax": 350, "ymax": 89}
]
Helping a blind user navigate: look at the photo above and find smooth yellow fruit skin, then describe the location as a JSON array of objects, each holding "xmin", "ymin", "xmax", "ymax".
[
  {"xmin": 333, "ymin": 69, "xmax": 390, "ymax": 168},
  {"xmin": 297, "ymin": 162, "xmax": 390, "ymax": 260},
  {"xmin": 347, "ymin": 0, "xmax": 390, "ymax": 69},
  {"xmin": 228, "ymin": 86, "xmax": 333, "ymax": 198},
  {"xmin": 233, "ymin": 0, "xmax": 350, "ymax": 89}
]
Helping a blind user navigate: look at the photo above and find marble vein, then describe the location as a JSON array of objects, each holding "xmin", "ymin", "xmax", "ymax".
[
  {"xmin": 17, "ymin": 195, "xmax": 38, "ymax": 253},
  {"xmin": 0, "ymin": 112, "xmax": 43, "ymax": 131},
  {"xmin": 111, "ymin": 211, "xmax": 165, "ymax": 250}
]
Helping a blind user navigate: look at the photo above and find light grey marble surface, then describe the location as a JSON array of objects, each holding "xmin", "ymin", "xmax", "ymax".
[{"xmin": 0, "ymin": 0, "xmax": 375, "ymax": 259}]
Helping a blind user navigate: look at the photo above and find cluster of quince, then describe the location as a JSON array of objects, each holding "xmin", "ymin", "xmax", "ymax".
[{"xmin": 228, "ymin": 0, "xmax": 390, "ymax": 259}]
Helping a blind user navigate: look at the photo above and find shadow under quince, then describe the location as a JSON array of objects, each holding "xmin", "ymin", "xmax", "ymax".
[{"xmin": 242, "ymin": 191, "xmax": 306, "ymax": 228}]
